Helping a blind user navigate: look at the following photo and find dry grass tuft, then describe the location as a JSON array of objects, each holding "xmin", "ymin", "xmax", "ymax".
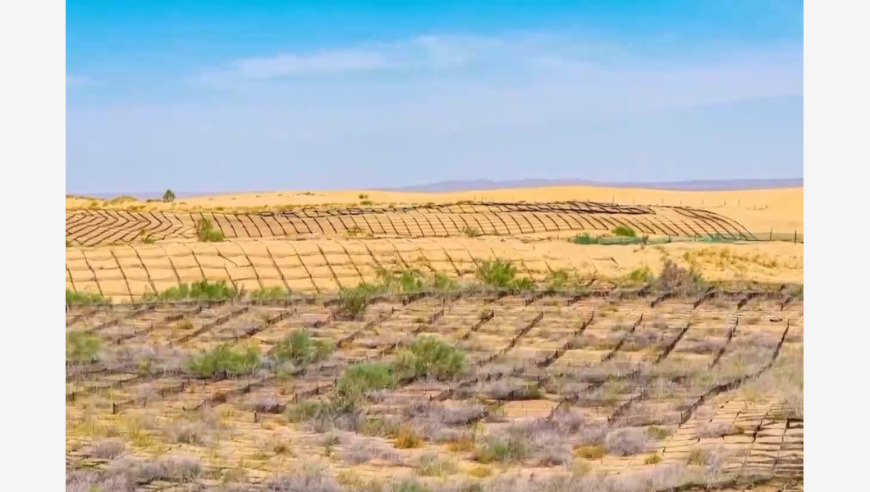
[
  {"xmin": 644, "ymin": 453, "xmax": 663, "ymax": 465},
  {"xmin": 394, "ymin": 427, "xmax": 423, "ymax": 449},
  {"xmin": 135, "ymin": 454, "xmax": 203, "ymax": 483},
  {"xmin": 695, "ymin": 421, "xmax": 735, "ymax": 438},
  {"xmin": 87, "ymin": 438, "xmax": 126, "ymax": 459},
  {"xmin": 604, "ymin": 428, "xmax": 652, "ymax": 456},
  {"xmin": 574, "ymin": 444, "xmax": 606, "ymax": 460},
  {"xmin": 265, "ymin": 467, "xmax": 343, "ymax": 492},
  {"xmin": 416, "ymin": 452, "xmax": 459, "ymax": 477},
  {"xmin": 341, "ymin": 438, "xmax": 404, "ymax": 465}
]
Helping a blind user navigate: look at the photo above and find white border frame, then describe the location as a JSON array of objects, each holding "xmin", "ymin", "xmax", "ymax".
[
  {"xmin": 0, "ymin": 0, "xmax": 65, "ymax": 489},
  {"xmin": 2, "ymin": 0, "xmax": 867, "ymax": 489},
  {"xmin": 805, "ymin": 0, "xmax": 870, "ymax": 489}
]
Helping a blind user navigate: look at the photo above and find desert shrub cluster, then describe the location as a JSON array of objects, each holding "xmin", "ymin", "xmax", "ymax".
[
  {"xmin": 271, "ymin": 330, "xmax": 334, "ymax": 366},
  {"xmin": 186, "ymin": 344, "xmax": 262, "ymax": 378},
  {"xmin": 143, "ymin": 279, "xmax": 240, "ymax": 302}
]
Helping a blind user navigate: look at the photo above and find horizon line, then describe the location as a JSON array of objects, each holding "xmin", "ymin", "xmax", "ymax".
[{"xmin": 68, "ymin": 176, "xmax": 803, "ymax": 200}]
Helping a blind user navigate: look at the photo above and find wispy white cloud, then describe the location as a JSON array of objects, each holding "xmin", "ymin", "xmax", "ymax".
[
  {"xmin": 69, "ymin": 33, "xmax": 802, "ymax": 192},
  {"xmin": 233, "ymin": 51, "xmax": 389, "ymax": 79},
  {"xmin": 189, "ymin": 34, "xmax": 801, "ymax": 109},
  {"xmin": 188, "ymin": 33, "xmax": 800, "ymax": 116},
  {"xmin": 228, "ymin": 35, "xmax": 484, "ymax": 79},
  {"xmin": 191, "ymin": 34, "xmax": 531, "ymax": 84}
]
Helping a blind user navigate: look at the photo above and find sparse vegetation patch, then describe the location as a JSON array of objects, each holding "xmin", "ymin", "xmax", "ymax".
[
  {"xmin": 249, "ymin": 286, "xmax": 292, "ymax": 301},
  {"xmin": 195, "ymin": 218, "xmax": 225, "ymax": 242},
  {"xmin": 475, "ymin": 259, "xmax": 534, "ymax": 291},
  {"xmin": 67, "ymin": 331, "xmax": 102, "ymax": 364},
  {"xmin": 272, "ymin": 330, "xmax": 334, "ymax": 366},
  {"xmin": 142, "ymin": 280, "xmax": 239, "ymax": 302},
  {"xmin": 66, "ymin": 289, "xmax": 107, "ymax": 306},
  {"xmin": 394, "ymin": 336, "xmax": 468, "ymax": 380},
  {"xmin": 336, "ymin": 362, "xmax": 396, "ymax": 403},
  {"xmin": 186, "ymin": 344, "xmax": 261, "ymax": 378},
  {"xmin": 611, "ymin": 225, "xmax": 637, "ymax": 237}
]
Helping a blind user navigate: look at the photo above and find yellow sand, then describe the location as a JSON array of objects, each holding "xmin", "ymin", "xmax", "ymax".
[
  {"xmin": 65, "ymin": 185, "xmax": 803, "ymax": 300},
  {"xmin": 67, "ymin": 185, "xmax": 803, "ymax": 234},
  {"xmin": 66, "ymin": 238, "xmax": 803, "ymax": 301}
]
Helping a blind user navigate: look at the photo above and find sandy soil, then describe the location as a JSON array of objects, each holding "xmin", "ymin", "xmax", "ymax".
[
  {"xmin": 65, "ymin": 185, "xmax": 803, "ymax": 489},
  {"xmin": 66, "ymin": 295, "xmax": 803, "ymax": 490},
  {"xmin": 66, "ymin": 239, "xmax": 803, "ymax": 302},
  {"xmin": 65, "ymin": 184, "xmax": 803, "ymax": 302},
  {"xmin": 67, "ymin": 185, "xmax": 803, "ymax": 234}
]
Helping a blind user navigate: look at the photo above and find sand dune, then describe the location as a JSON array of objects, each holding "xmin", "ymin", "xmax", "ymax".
[{"xmin": 67, "ymin": 185, "xmax": 803, "ymax": 234}]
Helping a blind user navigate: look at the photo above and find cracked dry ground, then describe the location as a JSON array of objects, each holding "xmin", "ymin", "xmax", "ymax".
[{"xmin": 66, "ymin": 291, "xmax": 803, "ymax": 491}]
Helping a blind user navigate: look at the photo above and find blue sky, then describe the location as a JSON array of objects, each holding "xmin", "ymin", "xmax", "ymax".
[{"xmin": 67, "ymin": 1, "xmax": 803, "ymax": 193}]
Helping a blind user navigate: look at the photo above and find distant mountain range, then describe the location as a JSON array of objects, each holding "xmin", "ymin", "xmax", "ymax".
[
  {"xmin": 384, "ymin": 178, "xmax": 803, "ymax": 193},
  {"xmin": 71, "ymin": 177, "xmax": 803, "ymax": 200}
]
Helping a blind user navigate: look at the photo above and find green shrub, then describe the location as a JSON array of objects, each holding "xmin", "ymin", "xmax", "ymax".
[
  {"xmin": 336, "ymin": 363, "xmax": 395, "ymax": 401},
  {"xmin": 432, "ymin": 273, "xmax": 459, "ymax": 292},
  {"xmin": 336, "ymin": 288, "xmax": 369, "ymax": 319},
  {"xmin": 474, "ymin": 435, "xmax": 530, "ymax": 463},
  {"xmin": 512, "ymin": 277, "xmax": 535, "ymax": 291},
  {"xmin": 476, "ymin": 259, "xmax": 516, "ymax": 288},
  {"xmin": 249, "ymin": 286, "xmax": 291, "ymax": 301},
  {"xmin": 271, "ymin": 330, "xmax": 334, "ymax": 366},
  {"xmin": 374, "ymin": 268, "xmax": 426, "ymax": 294},
  {"xmin": 547, "ymin": 269, "xmax": 575, "ymax": 290},
  {"xmin": 142, "ymin": 280, "xmax": 239, "ymax": 302},
  {"xmin": 394, "ymin": 336, "xmax": 467, "ymax": 380},
  {"xmin": 627, "ymin": 266, "xmax": 654, "ymax": 284},
  {"xmin": 360, "ymin": 200, "xmax": 373, "ymax": 206},
  {"xmin": 475, "ymin": 260, "xmax": 534, "ymax": 291},
  {"xmin": 374, "ymin": 267, "xmax": 394, "ymax": 287},
  {"xmin": 286, "ymin": 400, "xmax": 337, "ymax": 423},
  {"xmin": 189, "ymin": 280, "xmax": 238, "ymax": 299},
  {"xmin": 186, "ymin": 344, "xmax": 261, "ymax": 378},
  {"xmin": 397, "ymin": 270, "xmax": 425, "ymax": 293},
  {"xmin": 195, "ymin": 218, "xmax": 225, "ymax": 242},
  {"xmin": 336, "ymin": 283, "xmax": 382, "ymax": 319},
  {"xmin": 569, "ymin": 233, "xmax": 599, "ymax": 245},
  {"xmin": 162, "ymin": 189, "xmax": 176, "ymax": 203},
  {"xmin": 142, "ymin": 285, "xmax": 187, "ymax": 302},
  {"xmin": 67, "ymin": 331, "xmax": 102, "ymax": 363},
  {"xmin": 66, "ymin": 289, "xmax": 107, "ymax": 306},
  {"xmin": 612, "ymin": 225, "xmax": 637, "ymax": 238}
]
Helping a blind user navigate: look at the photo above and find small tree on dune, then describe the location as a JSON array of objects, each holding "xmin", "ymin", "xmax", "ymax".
[{"xmin": 163, "ymin": 189, "xmax": 176, "ymax": 203}]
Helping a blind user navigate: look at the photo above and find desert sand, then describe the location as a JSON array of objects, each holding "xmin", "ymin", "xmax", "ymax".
[
  {"xmin": 67, "ymin": 185, "xmax": 803, "ymax": 234},
  {"xmin": 66, "ymin": 184, "xmax": 804, "ymax": 491},
  {"xmin": 66, "ymin": 238, "xmax": 803, "ymax": 302},
  {"xmin": 66, "ymin": 185, "xmax": 804, "ymax": 301}
]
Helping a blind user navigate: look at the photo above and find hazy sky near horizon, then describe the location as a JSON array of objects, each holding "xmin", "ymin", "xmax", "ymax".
[{"xmin": 67, "ymin": 1, "xmax": 803, "ymax": 193}]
